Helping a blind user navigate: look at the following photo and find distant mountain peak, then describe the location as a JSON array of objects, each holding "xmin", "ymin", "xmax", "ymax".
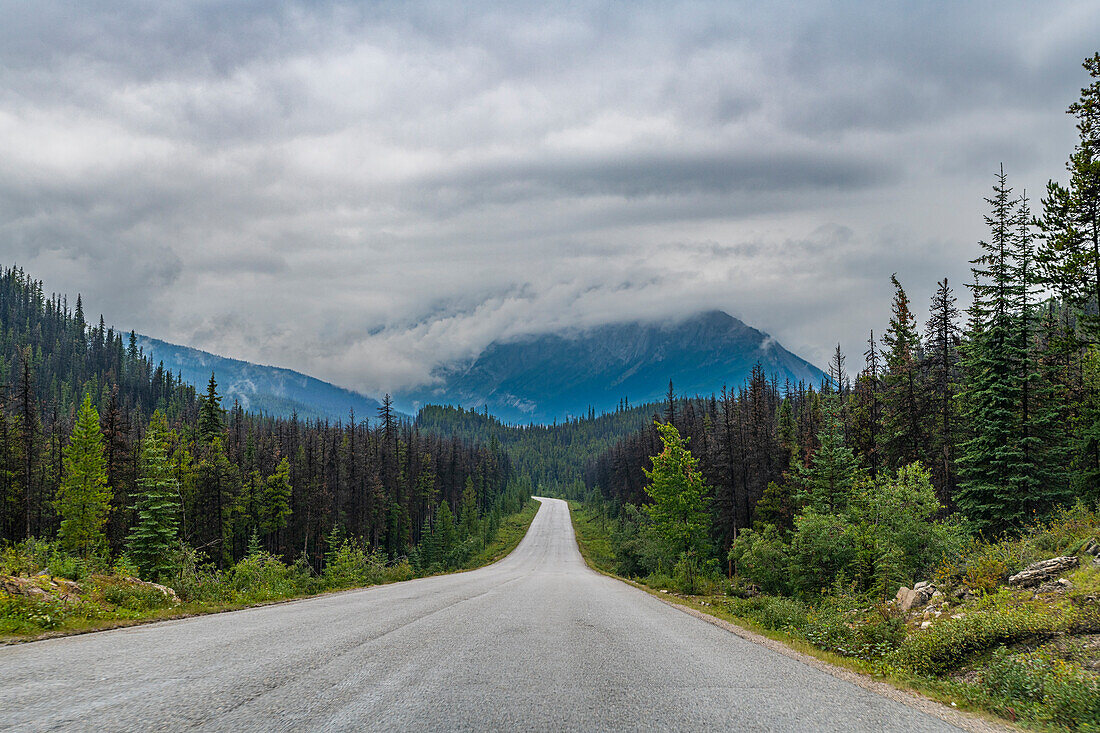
[{"xmin": 396, "ymin": 310, "xmax": 824, "ymax": 423}]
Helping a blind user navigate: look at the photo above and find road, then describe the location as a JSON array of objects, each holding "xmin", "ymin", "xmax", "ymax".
[{"xmin": 2, "ymin": 497, "xmax": 965, "ymax": 732}]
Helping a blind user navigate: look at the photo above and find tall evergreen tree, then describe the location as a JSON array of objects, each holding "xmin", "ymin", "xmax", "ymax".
[
  {"xmin": 797, "ymin": 397, "xmax": 861, "ymax": 514},
  {"xmin": 198, "ymin": 374, "xmax": 224, "ymax": 444},
  {"xmin": 1037, "ymin": 53, "xmax": 1100, "ymax": 343},
  {"xmin": 126, "ymin": 410, "xmax": 180, "ymax": 579},
  {"xmin": 957, "ymin": 168, "xmax": 1029, "ymax": 532},
  {"xmin": 56, "ymin": 395, "xmax": 112, "ymax": 559},
  {"xmin": 643, "ymin": 421, "xmax": 711, "ymax": 567},
  {"xmin": 881, "ymin": 275, "xmax": 926, "ymax": 470},
  {"xmin": 924, "ymin": 278, "xmax": 960, "ymax": 503}
]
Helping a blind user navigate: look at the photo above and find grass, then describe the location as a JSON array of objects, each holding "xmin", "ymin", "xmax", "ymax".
[
  {"xmin": 465, "ymin": 499, "xmax": 541, "ymax": 569},
  {"xmin": 1, "ymin": 499, "xmax": 542, "ymax": 643},
  {"xmin": 568, "ymin": 501, "xmax": 617, "ymax": 574}
]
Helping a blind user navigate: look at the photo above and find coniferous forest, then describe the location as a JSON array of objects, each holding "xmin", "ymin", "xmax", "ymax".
[{"xmin": 0, "ymin": 264, "xmax": 527, "ymax": 590}]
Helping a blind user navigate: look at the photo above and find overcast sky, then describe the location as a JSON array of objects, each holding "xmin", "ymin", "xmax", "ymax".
[{"xmin": 2, "ymin": 1, "xmax": 1099, "ymax": 394}]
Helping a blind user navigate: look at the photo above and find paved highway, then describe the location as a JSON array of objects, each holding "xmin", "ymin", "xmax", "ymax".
[{"xmin": 1, "ymin": 497, "xmax": 965, "ymax": 731}]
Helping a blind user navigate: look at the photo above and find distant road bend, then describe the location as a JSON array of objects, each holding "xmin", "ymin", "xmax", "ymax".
[{"xmin": 3, "ymin": 498, "xmax": 966, "ymax": 732}]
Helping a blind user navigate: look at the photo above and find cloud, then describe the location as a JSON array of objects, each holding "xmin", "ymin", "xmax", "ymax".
[{"xmin": 0, "ymin": 1, "xmax": 1098, "ymax": 393}]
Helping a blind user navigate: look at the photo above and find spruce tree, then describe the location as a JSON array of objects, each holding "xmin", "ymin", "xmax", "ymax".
[
  {"xmin": 126, "ymin": 410, "xmax": 180, "ymax": 579},
  {"xmin": 260, "ymin": 457, "xmax": 292, "ymax": 546},
  {"xmin": 1013, "ymin": 192, "xmax": 1072, "ymax": 514},
  {"xmin": 957, "ymin": 168, "xmax": 1028, "ymax": 532},
  {"xmin": 433, "ymin": 500, "xmax": 456, "ymax": 566},
  {"xmin": 881, "ymin": 274, "xmax": 925, "ymax": 470},
  {"xmin": 56, "ymin": 395, "xmax": 112, "ymax": 559},
  {"xmin": 924, "ymin": 278, "xmax": 960, "ymax": 503},
  {"xmin": 797, "ymin": 397, "xmax": 861, "ymax": 514},
  {"xmin": 198, "ymin": 373, "xmax": 224, "ymax": 444},
  {"xmin": 1036, "ymin": 53, "xmax": 1100, "ymax": 342}
]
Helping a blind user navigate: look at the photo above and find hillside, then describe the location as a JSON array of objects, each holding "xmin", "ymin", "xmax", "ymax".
[
  {"xmin": 398, "ymin": 310, "xmax": 824, "ymax": 423},
  {"xmin": 136, "ymin": 335, "xmax": 382, "ymax": 422}
]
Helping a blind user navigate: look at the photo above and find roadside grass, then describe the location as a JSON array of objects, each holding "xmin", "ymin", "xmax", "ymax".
[
  {"xmin": 1, "ymin": 499, "xmax": 541, "ymax": 643},
  {"xmin": 465, "ymin": 499, "xmax": 540, "ymax": 569},
  {"xmin": 568, "ymin": 501, "xmax": 617, "ymax": 574}
]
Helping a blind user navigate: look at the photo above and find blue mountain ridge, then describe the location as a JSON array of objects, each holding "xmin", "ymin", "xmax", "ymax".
[
  {"xmin": 138, "ymin": 310, "xmax": 824, "ymax": 425},
  {"xmin": 394, "ymin": 310, "xmax": 825, "ymax": 423},
  {"xmin": 136, "ymin": 335, "xmax": 383, "ymax": 422}
]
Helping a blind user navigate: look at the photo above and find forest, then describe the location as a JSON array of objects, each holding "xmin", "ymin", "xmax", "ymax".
[{"xmin": 0, "ymin": 265, "xmax": 529, "ymax": 594}]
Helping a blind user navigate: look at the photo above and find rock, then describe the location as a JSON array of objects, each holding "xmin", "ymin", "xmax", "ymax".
[
  {"xmin": 951, "ymin": 613, "xmax": 966, "ymax": 620},
  {"xmin": 122, "ymin": 577, "xmax": 179, "ymax": 604},
  {"xmin": 1008, "ymin": 556, "xmax": 1079, "ymax": 588},
  {"xmin": 1, "ymin": 575, "xmax": 51, "ymax": 598},
  {"xmin": 953, "ymin": 586, "xmax": 977, "ymax": 601},
  {"xmin": 1035, "ymin": 578, "xmax": 1073, "ymax": 595},
  {"xmin": 1082, "ymin": 538, "xmax": 1100, "ymax": 557},
  {"xmin": 896, "ymin": 583, "xmax": 936, "ymax": 612},
  {"xmin": 920, "ymin": 620, "xmax": 932, "ymax": 629}
]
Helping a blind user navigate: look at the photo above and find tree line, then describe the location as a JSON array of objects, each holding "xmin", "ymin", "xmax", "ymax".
[{"xmin": 0, "ymin": 266, "xmax": 523, "ymax": 578}]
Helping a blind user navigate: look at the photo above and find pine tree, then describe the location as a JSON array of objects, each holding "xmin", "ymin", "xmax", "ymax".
[
  {"xmin": 881, "ymin": 274, "xmax": 925, "ymax": 470},
  {"xmin": 433, "ymin": 500, "xmax": 456, "ymax": 566},
  {"xmin": 459, "ymin": 476, "xmax": 478, "ymax": 538},
  {"xmin": 957, "ymin": 168, "xmax": 1028, "ymax": 532},
  {"xmin": 56, "ymin": 395, "xmax": 112, "ymax": 559},
  {"xmin": 198, "ymin": 374, "xmax": 224, "ymax": 444},
  {"xmin": 924, "ymin": 278, "xmax": 960, "ymax": 503},
  {"xmin": 797, "ymin": 397, "xmax": 861, "ymax": 514},
  {"xmin": 260, "ymin": 457, "xmax": 292, "ymax": 546},
  {"xmin": 126, "ymin": 410, "xmax": 180, "ymax": 579}
]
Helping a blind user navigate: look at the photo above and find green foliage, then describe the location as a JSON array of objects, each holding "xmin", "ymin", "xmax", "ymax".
[
  {"xmin": 752, "ymin": 480, "xmax": 795, "ymax": 534},
  {"xmin": 643, "ymin": 421, "xmax": 711, "ymax": 590},
  {"xmin": 260, "ymin": 458, "xmax": 292, "ymax": 537},
  {"xmin": 56, "ymin": 396, "xmax": 112, "ymax": 560},
  {"xmin": 728, "ymin": 524, "xmax": 790, "ymax": 595},
  {"xmin": 788, "ymin": 509, "xmax": 857, "ymax": 595},
  {"xmin": 126, "ymin": 411, "xmax": 179, "ymax": 580},
  {"xmin": 796, "ymin": 398, "xmax": 860, "ymax": 514},
  {"xmin": 890, "ymin": 592, "xmax": 1075, "ymax": 676},
  {"xmin": 323, "ymin": 538, "xmax": 388, "ymax": 588}
]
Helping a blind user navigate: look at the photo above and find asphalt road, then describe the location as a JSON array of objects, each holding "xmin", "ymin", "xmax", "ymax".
[{"xmin": 1, "ymin": 497, "xmax": 964, "ymax": 732}]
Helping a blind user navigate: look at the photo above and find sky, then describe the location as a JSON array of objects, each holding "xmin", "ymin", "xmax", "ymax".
[{"xmin": 2, "ymin": 1, "xmax": 1099, "ymax": 395}]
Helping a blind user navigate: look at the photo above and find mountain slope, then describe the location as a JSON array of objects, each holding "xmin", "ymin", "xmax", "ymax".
[
  {"xmin": 397, "ymin": 310, "xmax": 824, "ymax": 423},
  {"xmin": 137, "ymin": 336, "xmax": 381, "ymax": 422}
]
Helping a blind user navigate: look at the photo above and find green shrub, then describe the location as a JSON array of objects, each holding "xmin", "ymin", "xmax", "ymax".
[
  {"xmin": 789, "ymin": 510, "xmax": 857, "ymax": 595},
  {"xmin": 981, "ymin": 646, "xmax": 1100, "ymax": 729},
  {"xmin": 98, "ymin": 578, "xmax": 173, "ymax": 612},
  {"xmin": 229, "ymin": 552, "xmax": 299, "ymax": 601},
  {"xmin": 890, "ymin": 595, "xmax": 1075, "ymax": 675},
  {"xmin": 729, "ymin": 525, "xmax": 790, "ymax": 595},
  {"xmin": 323, "ymin": 540, "xmax": 386, "ymax": 588},
  {"xmin": 728, "ymin": 595, "xmax": 809, "ymax": 632},
  {"xmin": 644, "ymin": 572, "xmax": 676, "ymax": 590},
  {"xmin": 0, "ymin": 595, "xmax": 71, "ymax": 633}
]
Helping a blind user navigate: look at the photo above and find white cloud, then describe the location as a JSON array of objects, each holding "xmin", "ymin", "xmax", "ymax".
[{"xmin": 0, "ymin": 0, "xmax": 1097, "ymax": 393}]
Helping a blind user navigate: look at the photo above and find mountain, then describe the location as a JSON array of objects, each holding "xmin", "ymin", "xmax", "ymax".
[
  {"xmin": 136, "ymin": 335, "xmax": 382, "ymax": 422},
  {"xmin": 396, "ymin": 310, "xmax": 825, "ymax": 423}
]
